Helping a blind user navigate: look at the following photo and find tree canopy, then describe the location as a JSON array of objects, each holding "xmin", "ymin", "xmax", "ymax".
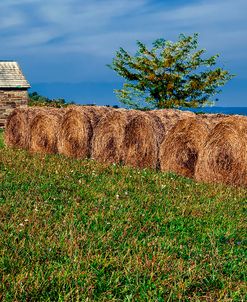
[{"xmin": 108, "ymin": 33, "xmax": 234, "ymax": 109}]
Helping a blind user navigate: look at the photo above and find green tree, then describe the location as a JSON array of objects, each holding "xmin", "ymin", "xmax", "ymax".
[
  {"xmin": 28, "ymin": 92, "xmax": 73, "ymax": 108},
  {"xmin": 108, "ymin": 33, "xmax": 234, "ymax": 109}
]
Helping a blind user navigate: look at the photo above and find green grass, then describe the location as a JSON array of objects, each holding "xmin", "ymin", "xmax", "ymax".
[
  {"xmin": 0, "ymin": 131, "xmax": 246, "ymax": 301},
  {"xmin": 0, "ymin": 129, "xmax": 5, "ymax": 148}
]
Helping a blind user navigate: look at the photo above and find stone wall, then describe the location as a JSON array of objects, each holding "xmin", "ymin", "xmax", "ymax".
[{"xmin": 0, "ymin": 89, "xmax": 28, "ymax": 128}]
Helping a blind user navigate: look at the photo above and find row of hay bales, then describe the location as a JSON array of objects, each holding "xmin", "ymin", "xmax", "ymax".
[{"xmin": 4, "ymin": 105, "xmax": 247, "ymax": 187}]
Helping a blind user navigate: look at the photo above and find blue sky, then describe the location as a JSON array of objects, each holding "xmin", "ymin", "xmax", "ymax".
[{"xmin": 0, "ymin": 0, "xmax": 246, "ymax": 106}]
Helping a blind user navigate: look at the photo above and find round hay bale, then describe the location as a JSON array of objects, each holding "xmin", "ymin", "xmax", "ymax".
[
  {"xmin": 195, "ymin": 116, "xmax": 247, "ymax": 186},
  {"xmin": 159, "ymin": 117, "xmax": 209, "ymax": 178},
  {"xmin": 122, "ymin": 112, "xmax": 161, "ymax": 169},
  {"xmin": 57, "ymin": 106, "xmax": 113, "ymax": 158},
  {"xmin": 57, "ymin": 107, "xmax": 93, "ymax": 158},
  {"xmin": 29, "ymin": 109, "xmax": 64, "ymax": 154},
  {"xmin": 4, "ymin": 107, "xmax": 46, "ymax": 149},
  {"xmin": 91, "ymin": 110, "xmax": 128, "ymax": 164},
  {"xmin": 4, "ymin": 108, "xmax": 29, "ymax": 149}
]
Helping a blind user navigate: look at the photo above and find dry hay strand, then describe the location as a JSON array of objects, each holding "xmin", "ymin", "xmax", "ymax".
[
  {"xmin": 66, "ymin": 105, "xmax": 112, "ymax": 126},
  {"xmin": 122, "ymin": 112, "xmax": 161, "ymax": 169},
  {"xmin": 29, "ymin": 108, "xmax": 64, "ymax": 154},
  {"xmin": 91, "ymin": 110, "xmax": 128, "ymax": 164},
  {"xmin": 196, "ymin": 113, "xmax": 230, "ymax": 130},
  {"xmin": 159, "ymin": 117, "xmax": 209, "ymax": 178},
  {"xmin": 195, "ymin": 116, "xmax": 247, "ymax": 186},
  {"xmin": 57, "ymin": 107, "xmax": 93, "ymax": 159},
  {"xmin": 4, "ymin": 108, "xmax": 29, "ymax": 149},
  {"xmin": 148, "ymin": 109, "xmax": 195, "ymax": 141}
]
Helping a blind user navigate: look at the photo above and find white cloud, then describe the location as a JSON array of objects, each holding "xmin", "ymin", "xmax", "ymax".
[
  {"xmin": 157, "ymin": 0, "xmax": 246, "ymax": 24},
  {"xmin": 0, "ymin": 0, "xmax": 149, "ymax": 53},
  {"xmin": 0, "ymin": 11, "xmax": 25, "ymax": 29},
  {"xmin": 0, "ymin": 0, "xmax": 246, "ymax": 82},
  {"xmin": 1, "ymin": 0, "xmax": 246, "ymax": 55}
]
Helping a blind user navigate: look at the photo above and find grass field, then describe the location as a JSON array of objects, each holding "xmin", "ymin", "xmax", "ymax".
[{"xmin": 0, "ymin": 129, "xmax": 246, "ymax": 301}]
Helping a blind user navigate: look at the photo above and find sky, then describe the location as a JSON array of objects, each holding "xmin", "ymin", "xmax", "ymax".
[{"xmin": 0, "ymin": 0, "xmax": 246, "ymax": 107}]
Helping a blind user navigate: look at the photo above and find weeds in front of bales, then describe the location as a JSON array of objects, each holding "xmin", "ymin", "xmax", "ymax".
[{"xmin": 0, "ymin": 131, "xmax": 246, "ymax": 301}]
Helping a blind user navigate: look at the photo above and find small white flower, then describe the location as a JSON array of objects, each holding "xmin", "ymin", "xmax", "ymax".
[
  {"xmin": 125, "ymin": 191, "xmax": 128, "ymax": 195},
  {"xmin": 24, "ymin": 219, "xmax": 28, "ymax": 222},
  {"xmin": 19, "ymin": 223, "xmax": 24, "ymax": 227},
  {"xmin": 116, "ymin": 194, "xmax": 120, "ymax": 199}
]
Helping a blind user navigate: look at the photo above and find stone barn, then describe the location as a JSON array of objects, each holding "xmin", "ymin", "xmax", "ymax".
[{"xmin": 0, "ymin": 61, "xmax": 30, "ymax": 128}]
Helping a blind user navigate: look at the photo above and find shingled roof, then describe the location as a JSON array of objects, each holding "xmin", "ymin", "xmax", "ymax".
[{"xmin": 0, "ymin": 61, "xmax": 30, "ymax": 88}]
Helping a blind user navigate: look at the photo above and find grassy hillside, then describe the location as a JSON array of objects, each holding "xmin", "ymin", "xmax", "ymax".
[{"xmin": 0, "ymin": 130, "xmax": 246, "ymax": 301}]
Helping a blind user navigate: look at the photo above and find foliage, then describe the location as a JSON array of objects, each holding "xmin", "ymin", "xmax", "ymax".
[
  {"xmin": 0, "ymin": 132, "xmax": 246, "ymax": 301},
  {"xmin": 28, "ymin": 92, "xmax": 74, "ymax": 108},
  {"xmin": 28, "ymin": 92, "xmax": 120, "ymax": 109},
  {"xmin": 108, "ymin": 33, "xmax": 234, "ymax": 109}
]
